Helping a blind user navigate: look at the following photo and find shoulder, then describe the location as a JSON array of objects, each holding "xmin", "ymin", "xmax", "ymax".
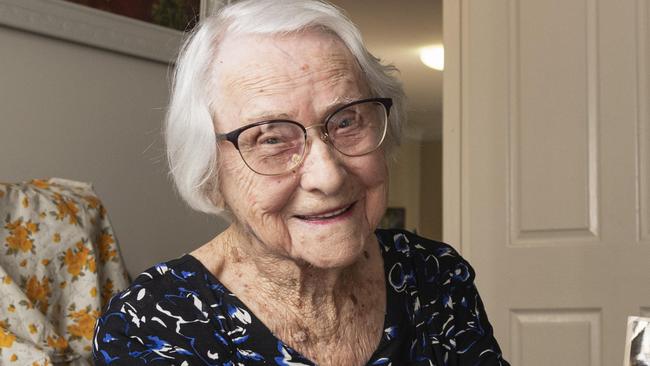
[
  {"xmin": 376, "ymin": 228, "xmax": 461, "ymax": 255},
  {"xmin": 93, "ymin": 255, "xmax": 230, "ymax": 364},
  {"xmin": 376, "ymin": 229, "xmax": 471, "ymax": 275},
  {"xmin": 376, "ymin": 228, "xmax": 477, "ymax": 300},
  {"xmin": 375, "ymin": 230, "xmax": 510, "ymax": 364},
  {"xmin": 95, "ymin": 254, "xmax": 229, "ymax": 344},
  {"xmin": 102, "ymin": 254, "xmax": 217, "ymax": 315},
  {"xmin": 96, "ymin": 255, "xmax": 218, "ymax": 337}
]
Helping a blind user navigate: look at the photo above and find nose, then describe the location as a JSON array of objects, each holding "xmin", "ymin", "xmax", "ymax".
[{"xmin": 298, "ymin": 128, "xmax": 346, "ymax": 195}]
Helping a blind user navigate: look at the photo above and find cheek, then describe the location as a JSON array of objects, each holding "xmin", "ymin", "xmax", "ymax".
[
  {"xmin": 354, "ymin": 153, "xmax": 389, "ymax": 224},
  {"xmin": 366, "ymin": 179, "xmax": 388, "ymax": 228},
  {"xmin": 219, "ymin": 154, "xmax": 256, "ymax": 207},
  {"xmin": 219, "ymin": 154, "xmax": 299, "ymax": 220},
  {"xmin": 359, "ymin": 151, "xmax": 388, "ymax": 190}
]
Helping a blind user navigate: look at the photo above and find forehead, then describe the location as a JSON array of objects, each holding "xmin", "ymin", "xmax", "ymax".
[{"xmin": 211, "ymin": 31, "xmax": 367, "ymax": 128}]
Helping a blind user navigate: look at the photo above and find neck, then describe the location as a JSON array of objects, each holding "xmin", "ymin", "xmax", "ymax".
[{"xmin": 220, "ymin": 223, "xmax": 374, "ymax": 307}]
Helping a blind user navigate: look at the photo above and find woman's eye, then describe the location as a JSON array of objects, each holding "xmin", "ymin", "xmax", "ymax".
[
  {"xmin": 333, "ymin": 112, "xmax": 361, "ymax": 129},
  {"xmin": 261, "ymin": 136, "xmax": 280, "ymax": 145},
  {"xmin": 256, "ymin": 134, "xmax": 287, "ymax": 145},
  {"xmin": 337, "ymin": 118, "xmax": 354, "ymax": 128}
]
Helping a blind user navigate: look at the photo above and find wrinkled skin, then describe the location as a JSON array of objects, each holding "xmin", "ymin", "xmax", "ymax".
[{"xmin": 213, "ymin": 31, "xmax": 388, "ymax": 269}]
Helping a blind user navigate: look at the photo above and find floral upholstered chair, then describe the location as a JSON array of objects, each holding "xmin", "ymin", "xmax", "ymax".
[{"xmin": 0, "ymin": 178, "xmax": 130, "ymax": 365}]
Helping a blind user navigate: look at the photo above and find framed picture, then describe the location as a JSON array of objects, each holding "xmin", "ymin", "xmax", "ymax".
[
  {"xmin": 60, "ymin": 0, "xmax": 202, "ymax": 31},
  {"xmin": 624, "ymin": 316, "xmax": 650, "ymax": 366},
  {"xmin": 0, "ymin": 0, "xmax": 230, "ymax": 63},
  {"xmin": 380, "ymin": 207, "xmax": 406, "ymax": 230}
]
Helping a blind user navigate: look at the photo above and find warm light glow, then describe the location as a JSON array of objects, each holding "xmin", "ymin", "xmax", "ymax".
[{"xmin": 420, "ymin": 45, "xmax": 444, "ymax": 71}]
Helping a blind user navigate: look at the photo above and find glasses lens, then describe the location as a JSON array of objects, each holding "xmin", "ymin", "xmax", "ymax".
[
  {"xmin": 237, "ymin": 121, "xmax": 305, "ymax": 175},
  {"xmin": 326, "ymin": 101, "xmax": 388, "ymax": 156}
]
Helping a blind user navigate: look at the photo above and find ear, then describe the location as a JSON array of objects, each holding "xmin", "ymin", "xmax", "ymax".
[
  {"xmin": 203, "ymin": 175, "xmax": 225, "ymax": 209},
  {"xmin": 211, "ymin": 187, "xmax": 235, "ymax": 223}
]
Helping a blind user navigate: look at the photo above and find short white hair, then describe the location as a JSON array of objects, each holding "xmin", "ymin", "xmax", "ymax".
[{"xmin": 165, "ymin": 0, "xmax": 406, "ymax": 215}]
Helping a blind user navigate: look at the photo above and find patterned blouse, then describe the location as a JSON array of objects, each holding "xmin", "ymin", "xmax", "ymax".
[{"xmin": 93, "ymin": 229, "xmax": 510, "ymax": 365}]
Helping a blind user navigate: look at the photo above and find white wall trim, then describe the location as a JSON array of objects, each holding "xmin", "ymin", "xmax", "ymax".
[
  {"xmin": 636, "ymin": 0, "xmax": 649, "ymax": 243},
  {"xmin": 0, "ymin": 0, "xmax": 194, "ymax": 63},
  {"xmin": 442, "ymin": 0, "xmax": 463, "ymax": 253},
  {"xmin": 200, "ymin": 0, "xmax": 230, "ymax": 18}
]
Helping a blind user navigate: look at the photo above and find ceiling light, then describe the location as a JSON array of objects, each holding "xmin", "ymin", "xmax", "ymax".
[{"xmin": 420, "ymin": 45, "xmax": 444, "ymax": 71}]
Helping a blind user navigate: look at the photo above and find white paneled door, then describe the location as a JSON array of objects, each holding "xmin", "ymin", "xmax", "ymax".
[{"xmin": 443, "ymin": 0, "xmax": 650, "ymax": 365}]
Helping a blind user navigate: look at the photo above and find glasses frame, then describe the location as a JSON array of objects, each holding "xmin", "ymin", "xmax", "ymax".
[{"xmin": 215, "ymin": 97, "xmax": 393, "ymax": 176}]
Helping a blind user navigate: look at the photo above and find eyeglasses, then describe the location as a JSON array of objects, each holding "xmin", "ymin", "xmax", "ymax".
[{"xmin": 216, "ymin": 97, "xmax": 392, "ymax": 176}]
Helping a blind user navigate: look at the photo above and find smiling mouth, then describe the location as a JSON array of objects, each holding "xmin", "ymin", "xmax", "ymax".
[{"xmin": 295, "ymin": 202, "xmax": 355, "ymax": 221}]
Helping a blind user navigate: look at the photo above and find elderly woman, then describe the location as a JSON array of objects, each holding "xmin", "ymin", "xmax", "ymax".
[{"xmin": 93, "ymin": 1, "xmax": 509, "ymax": 365}]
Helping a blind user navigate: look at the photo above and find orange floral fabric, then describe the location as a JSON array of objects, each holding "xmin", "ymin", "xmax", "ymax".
[{"xmin": 0, "ymin": 178, "xmax": 129, "ymax": 365}]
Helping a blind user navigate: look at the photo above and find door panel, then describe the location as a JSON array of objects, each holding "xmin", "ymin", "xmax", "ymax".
[
  {"xmin": 510, "ymin": 310, "xmax": 601, "ymax": 366},
  {"xmin": 511, "ymin": 0, "xmax": 599, "ymax": 242}
]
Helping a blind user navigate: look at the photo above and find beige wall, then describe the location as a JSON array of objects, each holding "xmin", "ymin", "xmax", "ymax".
[
  {"xmin": 0, "ymin": 26, "xmax": 444, "ymax": 277},
  {"xmin": 388, "ymin": 138, "xmax": 422, "ymax": 232},
  {"xmin": 0, "ymin": 27, "xmax": 225, "ymax": 276},
  {"xmin": 419, "ymin": 140, "xmax": 442, "ymax": 240},
  {"xmin": 387, "ymin": 138, "xmax": 443, "ymax": 240}
]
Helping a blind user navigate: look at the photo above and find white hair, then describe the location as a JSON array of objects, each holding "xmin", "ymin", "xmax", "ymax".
[{"xmin": 165, "ymin": 0, "xmax": 406, "ymax": 215}]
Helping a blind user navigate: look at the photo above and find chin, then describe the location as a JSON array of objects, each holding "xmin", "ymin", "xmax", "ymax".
[{"xmin": 291, "ymin": 228, "xmax": 373, "ymax": 269}]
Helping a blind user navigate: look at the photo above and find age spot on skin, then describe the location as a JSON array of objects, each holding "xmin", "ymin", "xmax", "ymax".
[
  {"xmin": 293, "ymin": 330, "xmax": 308, "ymax": 343},
  {"xmin": 232, "ymin": 250, "xmax": 242, "ymax": 263}
]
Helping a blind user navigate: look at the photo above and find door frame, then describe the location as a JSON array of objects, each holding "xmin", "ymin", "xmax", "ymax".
[{"xmin": 442, "ymin": 0, "xmax": 463, "ymax": 253}]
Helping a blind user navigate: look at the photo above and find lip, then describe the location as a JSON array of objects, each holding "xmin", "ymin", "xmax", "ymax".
[{"xmin": 294, "ymin": 201, "xmax": 356, "ymax": 223}]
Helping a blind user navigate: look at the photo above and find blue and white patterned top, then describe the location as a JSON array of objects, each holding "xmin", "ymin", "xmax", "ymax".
[{"xmin": 93, "ymin": 229, "xmax": 509, "ymax": 365}]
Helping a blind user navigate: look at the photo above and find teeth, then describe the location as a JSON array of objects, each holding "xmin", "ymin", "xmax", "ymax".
[{"xmin": 302, "ymin": 205, "xmax": 349, "ymax": 220}]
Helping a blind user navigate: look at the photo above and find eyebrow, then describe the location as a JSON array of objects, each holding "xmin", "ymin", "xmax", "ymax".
[
  {"xmin": 243, "ymin": 112, "xmax": 294, "ymax": 123},
  {"xmin": 322, "ymin": 95, "xmax": 367, "ymax": 116},
  {"xmin": 330, "ymin": 95, "xmax": 360, "ymax": 105}
]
